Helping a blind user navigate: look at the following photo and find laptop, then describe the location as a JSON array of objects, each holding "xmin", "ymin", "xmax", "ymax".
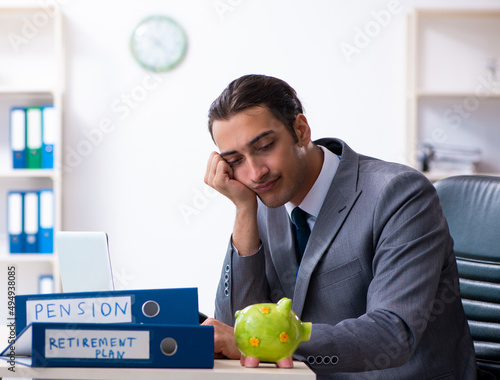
[
  {"xmin": 56, "ymin": 231, "xmax": 209, "ymax": 323},
  {"xmin": 55, "ymin": 231, "xmax": 115, "ymax": 292}
]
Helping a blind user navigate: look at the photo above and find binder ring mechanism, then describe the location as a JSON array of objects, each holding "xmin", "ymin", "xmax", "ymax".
[
  {"xmin": 142, "ymin": 300, "xmax": 178, "ymax": 356},
  {"xmin": 142, "ymin": 300, "xmax": 160, "ymax": 318},
  {"xmin": 161, "ymin": 337, "xmax": 178, "ymax": 356}
]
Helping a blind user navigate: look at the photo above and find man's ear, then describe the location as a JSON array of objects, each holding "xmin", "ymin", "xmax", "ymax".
[{"xmin": 294, "ymin": 114, "xmax": 311, "ymax": 146}]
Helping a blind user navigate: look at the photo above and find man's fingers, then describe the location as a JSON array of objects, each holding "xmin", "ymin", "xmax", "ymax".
[
  {"xmin": 204, "ymin": 152, "xmax": 220, "ymax": 186},
  {"xmin": 202, "ymin": 318, "xmax": 241, "ymax": 360},
  {"xmin": 213, "ymin": 159, "xmax": 232, "ymax": 188},
  {"xmin": 205, "ymin": 153, "xmax": 234, "ymax": 193},
  {"xmin": 201, "ymin": 317, "xmax": 217, "ymax": 326}
]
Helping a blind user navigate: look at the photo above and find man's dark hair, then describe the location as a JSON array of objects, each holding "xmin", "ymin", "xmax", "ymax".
[{"xmin": 208, "ymin": 74, "xmax": 304, "ymax": 142}]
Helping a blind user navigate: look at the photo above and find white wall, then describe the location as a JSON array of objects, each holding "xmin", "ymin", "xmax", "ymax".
[{"xmin": 3, "ymin": 0, "xmax": 500, "ymax": 316}]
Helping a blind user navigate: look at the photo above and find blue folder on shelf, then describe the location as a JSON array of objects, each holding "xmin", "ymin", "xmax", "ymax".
[
  {"xmin": 38, "ymin": 274, "xmax": 55, "ymax": 294},
  {"xmin": 41, "ymin": 105, "xmax": 55, "ymax": 169},
  {"xmin": 7, "ymin": 191, "xmax": 24, "ymax": 253},
  {"xmin": 38, "ymin": 189, "xmax": 54, "ymax": 253},
  {"xmin": 23, "ymin": 191, "xmax": 39, "ymax": 253},
  {"xmin": 10, "ymin": 107, "xmax": 26, "ymax": 169},
  {"xmin": 15, "ymin": 288, "xmax": 200, "ymax": 336},
  {"xmin": 1, "ymin": 322, "xmax": 214, "ymax": 368}
]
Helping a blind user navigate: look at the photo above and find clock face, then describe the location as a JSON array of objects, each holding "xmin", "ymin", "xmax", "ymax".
[{"xmin": 130, "ymin": 15, "xmax": 187, "ymax": 72}]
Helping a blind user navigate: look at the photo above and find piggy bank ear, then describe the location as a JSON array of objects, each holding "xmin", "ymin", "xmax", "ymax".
[
  {"xmin": 277, "ymin": 298, "xmax": 292, "ymax": 314},
  {"xmin": 235, "ymin": 310, "xmax": 241, "ymax": 319}
]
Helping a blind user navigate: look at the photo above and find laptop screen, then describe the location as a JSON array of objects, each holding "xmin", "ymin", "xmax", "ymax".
[{"xmin": 56, "ymin": 231, "xmax": 115, "ymax": 292}]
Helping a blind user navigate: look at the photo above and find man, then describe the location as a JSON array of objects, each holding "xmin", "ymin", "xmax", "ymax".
[{"xmin": 203, "ymin": 74, "xmax": 477, "ymax": 379}]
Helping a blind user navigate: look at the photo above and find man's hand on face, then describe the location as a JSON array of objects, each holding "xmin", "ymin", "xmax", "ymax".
[
  {"xmin": 202, "ymin": 317, "xmax": 241, "ymax": 359},
  {"xmin": 204, "ymin": 152, "xmax": 257, "ymax": 210},
  {"xmin": 205, "ymin": 152, "xmax": 261, "ymax": 256}
]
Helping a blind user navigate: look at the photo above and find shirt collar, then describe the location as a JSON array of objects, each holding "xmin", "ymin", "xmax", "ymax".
[{"xmin": 285, "ymin": 145, "xmax": 340, "ymax": 220}]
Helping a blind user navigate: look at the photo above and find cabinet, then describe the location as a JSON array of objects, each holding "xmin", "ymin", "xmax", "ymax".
[
  {"xmin": 0, "ymin": 7, "xmax": 63, "ymax": 324},
  {"xmin": 406, "ymin": 9, "xmax": 500, "ymax": 181}
]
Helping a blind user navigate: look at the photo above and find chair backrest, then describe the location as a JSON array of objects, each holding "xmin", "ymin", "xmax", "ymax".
[{"xmin": 434, "ymin": 175, "xmax": 500, "ymax": 378}]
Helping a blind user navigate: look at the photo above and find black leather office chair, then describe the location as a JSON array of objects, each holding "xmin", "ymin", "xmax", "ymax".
[
  {"xmin": 199, "ymin": 311, "xmax": 208, "ymax": 324},
  {"xmin": 434, "ymin": 175, "xmax": 500, "ymax": 379}
]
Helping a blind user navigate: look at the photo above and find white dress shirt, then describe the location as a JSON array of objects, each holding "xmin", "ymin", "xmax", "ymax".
[{"xmin": 285, "ymin": 145, "xmax": 340, "ymax": 231}]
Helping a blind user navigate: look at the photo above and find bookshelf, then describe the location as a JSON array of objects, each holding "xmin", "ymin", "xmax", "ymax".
[
  {"xmin": 0, "ymin": 6, "xmax": 64, "ymax": 324},
  {"xmin": 406, "ymin": 9, "xmax": 500, "ymax": 181}
]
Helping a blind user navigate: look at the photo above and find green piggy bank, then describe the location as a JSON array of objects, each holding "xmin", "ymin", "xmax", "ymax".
[{"xmin": 234, "ymin": 297, "xmax": 312, "ymax": 368}]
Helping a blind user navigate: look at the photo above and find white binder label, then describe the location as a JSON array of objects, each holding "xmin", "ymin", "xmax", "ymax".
[
  {"xmin": 39, "ymin": 190, "xmax": 54, "ymax": 228},
  {"xmin": 10, "ymin": 109, "xmax": 26, "ymax": 150},
  {"xmin": 42, "ymin": 106, "xmax": 57, "ymax": 144},
  {"xmin": 27, "ymin": 108, "xmax": 42, "ymax": 149},
  {"xmin": 45, "ymin": 329, "xmax": 150, "ymax": 359},
  {"xmin": 24, "ymin": 192, "xmax": 39, "ymax": 234},
  {"xmin": 7, "ymin": 193, "xmax": 23, "ymax": 234},
  {"xmin": 27, "ymin": 296, "xmax": 132, "ymax": 324}
]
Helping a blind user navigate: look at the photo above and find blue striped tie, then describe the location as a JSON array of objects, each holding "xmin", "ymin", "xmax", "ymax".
[{"xmin": 292, "ymin": 207, "xmax": 311, "ymax": 264}]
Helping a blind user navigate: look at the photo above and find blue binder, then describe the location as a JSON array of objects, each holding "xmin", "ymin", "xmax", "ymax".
[
  {"xmin": 9, "ymin": 107, "xmax": 26, "ymax": 169},
  {"xmin": 23, "ymin": 191, "xmax": 39, "ymax": 253},
  {"xmin": 7, "ymin": 191, "xmax": 24, "ymax": 253},
  {"xmin": 15, "ymin": 288, "xmax": 200, "ymax": 336},
  {"xmin": 41, "ymin": 105, "xmax": 55, "ymax": 169},
  {"xmin": 38, "ymin": 274, "xmax": 55, "ymax": 294},
  {"xmin": 38, "ymin": 189, "xmax": 54, "ymax": 253},
  {"xmin": 1, "ymin": 322, "xmax": 214, "ymax": 368}
]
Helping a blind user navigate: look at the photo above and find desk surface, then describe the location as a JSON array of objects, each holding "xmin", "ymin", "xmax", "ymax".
[
  {"xmin": 0, "ymin": 325, "xmax": 315, "ymax": 379},
  {"xmin": 0, "ymin": 358, "xmax": 315, "ymax": 379}
]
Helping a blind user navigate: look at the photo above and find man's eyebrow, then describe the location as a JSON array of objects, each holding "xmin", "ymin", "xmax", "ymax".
[
  {"xmin": 220, "ymin": 130, "xmax": 275, "ymax": 157},
  {"xmin": 220, "ymin": 150, "xmax": 238, "ymax": 158}
]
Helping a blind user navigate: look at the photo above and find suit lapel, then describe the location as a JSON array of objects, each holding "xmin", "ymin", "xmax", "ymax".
[
  {"xmin": 292, "ymin": 139, "xmax": 362, "ymax": 317},
  {"xmin": 265, "ymin": 207, "xmax": 297, "ymax": 299}
]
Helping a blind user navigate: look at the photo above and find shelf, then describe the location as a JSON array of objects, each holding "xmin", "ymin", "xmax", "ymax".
[
  {"xmin": 0, "ymin": 86, "xmax": 58, "ymax": 95},
  {"xmin": 0, "ymin": 6, "xmax": 55, "ymax": 12},
  {"xmin": 406, "ymin": 8, "xmax": 500, "ymax": 174},
  {"xmin": 0, "ymin": 6, "xmax": 64, "ymax": 313},
  {"xmin": 0, "ymin": 170, "xmax": 61, "ymax": 180},
  {"xmin": 415, "ymin": 90, "xmax": 500, "ymax": 98},
  {"xmin": 0, "ymin": 254, "xmax": 55, "ymax": 263},
  {"xmin": 414, "ymin": 9, "xmax": 500, "ymax": 18}
]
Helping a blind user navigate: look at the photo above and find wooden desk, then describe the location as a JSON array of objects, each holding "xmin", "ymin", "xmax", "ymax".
[
  {"xmin": 0, "ymin": 358, "xmax": 315, "ymax": 379},
  {"xmin": 0, "ymin": 324, "xmax": 315, "ymax": 379}
]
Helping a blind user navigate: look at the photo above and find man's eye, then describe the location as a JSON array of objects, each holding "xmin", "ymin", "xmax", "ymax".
[
  {"xmin": 258, "ymin": 142, "xmax": 274, "ymax": 151},
  {"xmin": 227, "ymin": 158, "xmax": 242, "ymax": 167}
]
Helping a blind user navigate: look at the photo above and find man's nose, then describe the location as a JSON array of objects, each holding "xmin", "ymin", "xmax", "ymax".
[{"xmin": 247, "ymin": 157, "xmax": 269, "ymax": 182}]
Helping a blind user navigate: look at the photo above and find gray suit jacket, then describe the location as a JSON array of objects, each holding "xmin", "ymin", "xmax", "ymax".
[{"xmin": 214, "ymin": 138, "xmax": 477, "ymax": 379}]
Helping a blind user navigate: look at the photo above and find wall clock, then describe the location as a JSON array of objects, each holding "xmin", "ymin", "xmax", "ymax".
[{"xmin": 130, "ymin": 15, "xmax": 188, "ymax": 72}]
